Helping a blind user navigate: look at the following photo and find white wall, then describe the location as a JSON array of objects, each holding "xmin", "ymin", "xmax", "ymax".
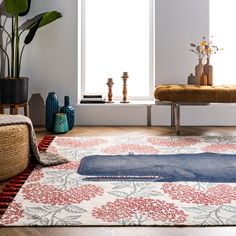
[
  {"xmin": 155, "ymin": 0, "xmax": 209, "ymax": 85},
  {"xmin": 21, "ymin": 0, "xmax": 78, "ymax": 105}
]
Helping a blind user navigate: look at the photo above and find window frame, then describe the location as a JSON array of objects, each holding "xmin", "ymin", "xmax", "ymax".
[{"xmin": 78, "ymin": 0, "xmax": 155, "ymax": 102}]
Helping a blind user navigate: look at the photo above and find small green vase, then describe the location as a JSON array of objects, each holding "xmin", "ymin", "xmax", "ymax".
[
  {"xmin": 53, "ymin": 113, "xmax": 69, "ymax": 133},
  {"xmin": 60, "ymin": 96, "xmax": 75, "ymax": 130}
]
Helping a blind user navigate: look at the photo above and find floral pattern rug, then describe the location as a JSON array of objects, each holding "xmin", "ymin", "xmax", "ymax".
[{"xmin": 1, "ymin": 135, "xmax": 236, "ymax": 226}]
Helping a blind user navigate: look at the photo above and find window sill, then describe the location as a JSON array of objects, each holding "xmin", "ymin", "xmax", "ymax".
[{"xmin": 77, "ymin": 100, "xmax": 155, "ymax": 106}]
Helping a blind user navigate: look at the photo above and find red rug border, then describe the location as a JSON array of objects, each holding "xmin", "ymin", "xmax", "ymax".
[{"xmin": 0, "ymin": 135, "xmax": 55, "ymax": 218}]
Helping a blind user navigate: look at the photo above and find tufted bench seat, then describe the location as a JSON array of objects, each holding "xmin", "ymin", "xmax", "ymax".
[{"xmin": 154, "ymin": 85, "xmax": 236, "ymax": 134}]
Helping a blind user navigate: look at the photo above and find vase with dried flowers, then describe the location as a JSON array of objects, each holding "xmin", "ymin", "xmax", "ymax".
[
  {"xmin": 190, "ymin": 41, "xmax": 205, "ymax": 84},
  {"xmin": 190, "ymin": 37, "xmax": 223, "ymax": 85},
  {"xmin": 202, "ymin": 36, "xmax": 223, "ymax": 85}
]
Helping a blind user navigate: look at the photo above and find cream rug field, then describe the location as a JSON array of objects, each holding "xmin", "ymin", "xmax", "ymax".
[{"xmin": 1, "ymin": 136, "xmax": 236, "ymax": 226}]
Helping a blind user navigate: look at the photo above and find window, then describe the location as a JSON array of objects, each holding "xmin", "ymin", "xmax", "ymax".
[
  {"xmin": 79, "ymin": 0, "xmax": 155, "ymax": 101},
  {"xmin": 210, "ymin": 0, "xmax": 236, "ymax": 85}
]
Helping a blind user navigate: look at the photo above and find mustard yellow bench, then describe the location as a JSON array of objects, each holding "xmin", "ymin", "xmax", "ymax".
[{"xmin": 154, "ymin": 85, "xmax": 236, "ymax": 135}]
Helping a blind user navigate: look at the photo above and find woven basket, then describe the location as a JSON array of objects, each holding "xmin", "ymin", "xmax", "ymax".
[{"xmin": 0, "ymin": 124, "xmax": 30, "ymax": 182}]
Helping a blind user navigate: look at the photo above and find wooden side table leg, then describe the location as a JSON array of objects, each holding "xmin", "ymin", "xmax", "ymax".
[
  {"xmin": 10, "ymin": 105, "xmax": 15, "ymax": 114},
  {"xmin": 24, "ymin": 103, "xmax": 28, "ymax": 117},
  {"xmin": 0, "ymin": 105, "xmax": 3, "ymax": 114},
  {"xmin": 15, "ymin": 104, "xmax": 19, "ymax": 114}
]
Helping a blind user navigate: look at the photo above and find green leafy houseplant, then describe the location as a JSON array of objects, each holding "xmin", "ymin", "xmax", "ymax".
[{"xmin": 0, "ymin": 0, "xmax": 62, "ymax": 104}]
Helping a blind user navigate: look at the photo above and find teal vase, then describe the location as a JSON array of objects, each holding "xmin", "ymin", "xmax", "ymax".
[
  {"xmin": 54, "ymin": 113, "xmax": 69, "ymax": 133},
  {"xmin": 60, "ymin": 96, "xmax": 75, "ymax": 130},
  {"xmin": 45, "ymin": 92, "xmax": 59, "ymax": 131}
]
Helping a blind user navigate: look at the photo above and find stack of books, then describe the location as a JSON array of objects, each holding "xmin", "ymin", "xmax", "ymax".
[{"xmin": 80, "ymin": 94, "xmax": 106, "ymax": 104}]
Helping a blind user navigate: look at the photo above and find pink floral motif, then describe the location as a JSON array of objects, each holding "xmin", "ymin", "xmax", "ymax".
[
  {"xmin": 92, "ymin": 197, "xmax": 188, "ymax": 223},
  {"xmin": 147, "ymin": 137, "xmax": 200, "ymax": 147},
  {"xmin": 27, "ymin": 167, "xmax": 44, "ymax": 182},
  {"xmin": 50, "ymin": 161, "xmax": 80, "ymax": 170},
  {"xmin": 46, "ymin": 145, "xmax": 59, "ymax": 155},
  {"xmin": 102, "ymin": 144, "xmax": 159, "ymax": 154},
  {"xmin": 0, "ymin": 201, "xmax": 23, "ymax": 225},
  {"xmin": 54, "ymin": 137, "xmax": 106, "ymax": 148},
  {"xmin": 162, "ymin": 183, "xmax": 236, "ymax": 205},
  {"xmin": 203, "ymin": 144, "xmax": 236, "ymax": 153},
  {"xmin": 22, "ymin": 183, "xmax": 104, "ymax": 205}
]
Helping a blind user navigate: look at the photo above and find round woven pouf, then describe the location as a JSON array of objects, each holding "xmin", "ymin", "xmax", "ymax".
[{"xmin": 0, "ymin": 124, "xmax": 30, "ymax": 182}]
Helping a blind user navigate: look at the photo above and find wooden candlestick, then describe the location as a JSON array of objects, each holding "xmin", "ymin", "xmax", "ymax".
[
  {"xmin": 106, "ymin": 78, "xmax": 114, "ymax": 103},
  {"xmin": 120, "ymin": 72, "xmax": 129, "ymax": 103}
]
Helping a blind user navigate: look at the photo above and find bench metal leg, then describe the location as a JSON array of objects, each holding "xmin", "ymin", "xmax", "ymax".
[
  {"xmin": 175, "ymin": 103, "xmax": 180, "ymax": 135},
  {"xmin": 171, "ymin": 103, "xmax": 175, "ymax": 126},
  {"xmin": 155, "ymin": 100, "xmax": 181, "ymax": 135}
]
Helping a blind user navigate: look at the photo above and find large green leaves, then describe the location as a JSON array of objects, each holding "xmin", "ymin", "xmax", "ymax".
[
  {"xmin": 24, "ymin": 20, "xmax": 40, "ymax": 45},
  {"xmin": 19, "ymin": 13, "xmax": 45, "ymax": 31},
  {"xmin": 3, "ymin": 0, "xmax": 28, "ymax": 15},
  {"xmin": 39, "ymin": 11, "xmax": 62, "ymax": 28},
  {"xmin": 19, "ymin": 0, "xmax": 31, "ymax": 16},
  {"xmin": 24, "ymin": 11, "xmax": 62, "ymax": 45}
]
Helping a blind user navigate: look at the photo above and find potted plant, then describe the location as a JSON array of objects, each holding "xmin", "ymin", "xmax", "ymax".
[{"xmin": 0, "ymin": 0, "xmax": 62, "ymax": 104}]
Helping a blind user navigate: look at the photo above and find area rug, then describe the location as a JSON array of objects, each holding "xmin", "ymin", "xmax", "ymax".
[{"xmin": 2, "ymin": 135, "xmax": 236, "ymax": 226}]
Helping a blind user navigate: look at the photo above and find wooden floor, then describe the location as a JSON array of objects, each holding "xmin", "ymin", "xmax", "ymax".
[{"xmin": 2, "ymin": 125, "xmax": 236, "ymax": 236}]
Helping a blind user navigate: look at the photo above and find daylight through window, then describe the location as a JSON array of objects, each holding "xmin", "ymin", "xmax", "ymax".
[{"xmin": 80, "ymin": 0, "xmax": 154, "ymax": 100}]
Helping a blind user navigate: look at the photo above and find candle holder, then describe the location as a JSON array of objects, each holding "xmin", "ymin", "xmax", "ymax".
[
  {"xmin": 106, "ymin": 78, "xmax": 114, "ymax": 103},
  {"xmin": 120, "ymin": 72, "xmax": 129, "ymax": 103}
]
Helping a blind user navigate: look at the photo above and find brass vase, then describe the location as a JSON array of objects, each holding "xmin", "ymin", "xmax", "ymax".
[
  {"xmin": 195, "ymin": 59, "xmax": 204, "ymax": 85},
  {"xmin": 204, "ymin": 58, "xmax": 213, "ymax": 86}
]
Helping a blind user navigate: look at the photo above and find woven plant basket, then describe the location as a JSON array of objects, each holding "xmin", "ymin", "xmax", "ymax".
[{"xmin": 0, "ymin": 124, "xmax": 30, "ymax": 182}]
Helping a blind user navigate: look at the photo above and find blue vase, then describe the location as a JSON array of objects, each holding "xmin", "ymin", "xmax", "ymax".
[
  {"xmin": 54, "ymin": 113, "xmax": 69, "ymax": 133},
  {"xmin": 45, "ymin": 92, "xmax": 60, "ymax": 131},
  {"xmin": 60, "ymin": 96, "xmax": 75, "ymax": 130}
]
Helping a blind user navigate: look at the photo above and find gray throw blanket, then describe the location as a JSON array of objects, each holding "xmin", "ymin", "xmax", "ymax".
[{"xmin": 0, "ymin": 114, "xmax": 68, "ymax": 166}]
